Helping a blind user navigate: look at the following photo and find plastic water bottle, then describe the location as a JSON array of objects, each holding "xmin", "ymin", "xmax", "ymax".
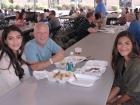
[{"xmin": 66, "ymin": 52, "xmax": 74, "ymax": 71}]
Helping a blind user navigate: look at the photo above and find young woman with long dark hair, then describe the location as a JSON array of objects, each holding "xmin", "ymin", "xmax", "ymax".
[
  {"xmin": 107, "ymin": 31, "xmax": 140, "ymax": 105},
  {"xmin": 0, "ymin": 25, "xmax": 30, "ymax": 96}
]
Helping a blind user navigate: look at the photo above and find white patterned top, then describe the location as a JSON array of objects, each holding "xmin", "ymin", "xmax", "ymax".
[{"xmin": 0, "ymin": 52, "xmax": 30, "ymax": 97}]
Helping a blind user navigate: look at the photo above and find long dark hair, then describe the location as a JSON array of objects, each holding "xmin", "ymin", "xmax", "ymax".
[
  {"xmin": 0, "ymin": 25, "xmax": 25, "ymax": 79},
  {"xmin": 111, "ymin": 31, "xmax": 140, "ymax": 73}
]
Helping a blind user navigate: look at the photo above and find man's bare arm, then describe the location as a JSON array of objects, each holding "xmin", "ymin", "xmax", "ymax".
[{"xmin": 30, "ymin": 49, "xmax": 64, "ymax": 71}]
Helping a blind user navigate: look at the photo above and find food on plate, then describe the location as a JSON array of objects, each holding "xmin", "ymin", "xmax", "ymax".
[
  {"xmin": 60, "ymin": 60, "xmax": 66, "ymax": 65},
  {"xmin": 52, "ymin": 70, "xmax": 74, "ymax": 81}
]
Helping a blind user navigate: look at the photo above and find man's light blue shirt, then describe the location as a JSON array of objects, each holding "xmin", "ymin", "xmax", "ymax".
[{"xmin": 24, "ymin": 38, "xmax": 61, "ymax": 63}]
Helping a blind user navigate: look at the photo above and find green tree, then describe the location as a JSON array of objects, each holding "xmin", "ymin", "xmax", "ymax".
[{"xmin": 9, "ymin": 0, "xmax": 13, "ymax": 3}]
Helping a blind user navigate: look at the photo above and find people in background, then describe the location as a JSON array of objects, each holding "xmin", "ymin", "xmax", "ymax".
[
  {"xmin": 61, "ymin": 12, "xmax": 97, "ymax": 48},
  {"xmin": 118, "ymin": 8, "xmax": 129, "ymax": 25},
  {"xmin": 95, "ymin": 12, "xmax": 102, "ymax": 29},
  {"xmin": 0, "ymin": 25, "xmax": 30, "ymax": 97},
  {"xmin": 134, "ymin": 8, "xmax": 139, "ymax": 20},
  {"xmin": 27, "ymin": 8, "xmax": 31, "ymax": 12},
  {"xmin": 125, "ymin": 13, "xmax": 135, "ymax": 29},
  {"xmin": 95, "ymin": 0, "xmax": 106, "ymax": 17},
  {"xmin": 127, "ymin": 12, "xmax": 140, "ymax": 47},
  {"xmin": 21, "ymin": 9, "xmax": 26, "ymax": 20},
  {"xmin": 79, "ymin": 8, "xmax": 86, "ymax": 17},
  {"xmin": 69, "ymin": 7, "xmax": 76, "ymax": 16},
  {"xmin": 0, "ymin": 9, "xmax": 5, "ymax": 20},
  {"xmin": 138, "ymin": 12, "xmax": 140, "ymax": 22},
  {"xmin": 128, "ymin": 23, "xmax": 140, "ymax": 47},
  {"xmin": 75, "ymin": 11, "xmax": 97, "ymax": 40},
  {"xmin": 15, "ymin": 12, "xmax": 26, "ymax": 26},
  {"xmin": 48, "ymin": 10, "xmax": 61, "ymax": 35},
  {"xmin": 4, "ymin": 9, "xmax": 8, "ymax": 16},
  {"xmin": 107, "ymin": 31, "xmax": 140, "ymax": 105},
  {"xmin": 37, "ymin": 13, "xmax": 48, "ymax": 23},
  {"xmin": 24, "ymin": 23, "xmax": 64, "ymax": 71},
  {"xmin": 125, "ymin": 7, "xmax": 129, "ymax": 14},
  {"xmin": 8, "ymin": 9, "xmax": 15, "ymax": 15},
  {"xmin": 44, "ymin": 9, "xmax": 50, "ymax": 19},
  {"xmin": 129, "ymin": 9, "xmax": 133, "ymax": 15}
]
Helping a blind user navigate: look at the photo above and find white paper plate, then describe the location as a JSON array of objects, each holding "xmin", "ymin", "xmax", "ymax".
[
  {"xmin": 75, "ymin": 73, "xmax": 99, "ymax": 81},
  {"xmin": 84, "ymin": 60, "xmax": 108, "ymax": 67},
  {"xmin": 68, "ymin": 73, "xmax": 99, "ymax": 87}
]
